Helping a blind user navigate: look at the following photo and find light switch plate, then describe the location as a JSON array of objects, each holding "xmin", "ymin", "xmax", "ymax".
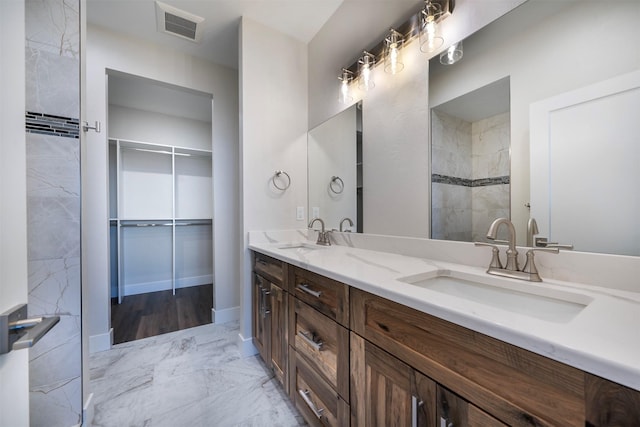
[
  {"xmin": 312, "ymin": 207, "xmax": 320, "ymax": 219},
  {"xmin": 296, "ymin": 206, "xmax": 304, "ymax": 221}
]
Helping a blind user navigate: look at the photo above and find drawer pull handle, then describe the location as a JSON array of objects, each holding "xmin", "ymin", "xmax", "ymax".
[
  {"xmin": 298, "ymin": 389, "xmax": 324, "ymax": 420},
  {"xmin": 297, "ymin": 283, "xmax": 321, "ymax": 298},
  {"xmin": 298, "ymin": 330, "xmax": 323, "ymax": 351},
  {"xmin": 412, "ymin": 395, "xmax": 424, "ymax": 427},
  {"xmin": 261, "ymin": 288, "xmax": 271, "ymax": 318},
  {"xmin": 440, "ymin": 417, "xmax": 453, "ymax": 427}
]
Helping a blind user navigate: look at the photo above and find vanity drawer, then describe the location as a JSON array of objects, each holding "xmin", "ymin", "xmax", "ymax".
[
  {"xmin": 289, "ymin": 297, "xmax": 350, "ymax": 400},
  {"xmin": 290, "ymin": 265, "xmax": 349, "ymax": 327},
  {"xmin": 254, "ymin": 252, "xmax": 286, "ymax": 286},
  {"xmin": 290, "ymin": 348, "xmax": 350, "ymax": 427}
]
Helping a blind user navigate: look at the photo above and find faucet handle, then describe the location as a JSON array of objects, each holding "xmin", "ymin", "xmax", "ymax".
[
  {"xmin": 474, "ymin": 242, "xmax": 503, "ymax": 269},
  {"xmin": 535, "ymin": 237, "xmax": 573, "ymax": 250},
  {"xmin": 490, "ymin": 239, "xmax": 510, "ymax": 245},
  {"xmin": 522, "ymin": 247, "xmax": 559, "ymax": 281}
]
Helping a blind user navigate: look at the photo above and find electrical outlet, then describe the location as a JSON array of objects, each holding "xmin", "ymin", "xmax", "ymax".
[
  {"xmin": 312, "ymin": 207, "xmax": 320, "ymax": 219},
  {"xmin": 296, "ymin": 206, "xmax": 304, "ymax": 221}
]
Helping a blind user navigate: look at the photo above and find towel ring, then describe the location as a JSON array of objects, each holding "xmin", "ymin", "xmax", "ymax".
[
  {"xmin": 272, "ymin": 170, "xmax": 291, "ymax": 191},
  {"xmin": 329, "ymin": 176, "xmax": 344, "ymax": 194}
]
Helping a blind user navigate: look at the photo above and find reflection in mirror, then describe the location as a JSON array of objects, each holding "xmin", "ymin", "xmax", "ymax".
[
  {"xmin": 428, "ymin": 0, "xmax": 639, "ymax": 255},
  {"xmin": 309, "ymin": 0, "xmax": 639, "ymax": 255},
  {"xmin": 430, "ymin": 77, "xmax": 510, "ymax": 242},
  {"xmin": 308, "ymin": 102, "xmax": 362, "ymax": 232},
  {"xmin": 530, "ymin": 71, "xmax": 640, "ymax": 256}
]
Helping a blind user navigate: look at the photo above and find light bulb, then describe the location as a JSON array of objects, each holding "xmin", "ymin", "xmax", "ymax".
[
  {"xmin": 358, "ymin": 52, "xmax": 375, "ymax": 90},
  {"xmin": 419, "ymin": 1, "xmax": 444, "ymax": 53},
  {"xmin": 338, "ymin": 69, "xmax": 353, "ymax": 104},
  {"xmin": 384, "ymin": 29, "xmax": 404, "ymax": 75}
]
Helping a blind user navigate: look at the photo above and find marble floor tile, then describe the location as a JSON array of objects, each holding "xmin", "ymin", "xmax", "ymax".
[{"xmin": 90, "ymin": 322, "xmax": 306, "ymax": 427}]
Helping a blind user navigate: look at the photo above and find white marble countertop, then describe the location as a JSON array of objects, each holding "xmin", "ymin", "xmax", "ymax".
[{"xmin": 249, "ymin": 235, "xmax": 640, "ymax": 392}]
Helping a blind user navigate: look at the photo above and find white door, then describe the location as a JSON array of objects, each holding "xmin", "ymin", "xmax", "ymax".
[
  {"xmin": 0, "ymin": 0, "xmax": 30, "ymax": 425},
  {"xmin": 530, "ymin": 70, "xmax": 640, "ymax": 256}
]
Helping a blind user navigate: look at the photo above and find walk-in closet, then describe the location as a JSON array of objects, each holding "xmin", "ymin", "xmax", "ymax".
[{"xmin": 107, "ymin": 72, "xmax": 214, "ymax": 343}]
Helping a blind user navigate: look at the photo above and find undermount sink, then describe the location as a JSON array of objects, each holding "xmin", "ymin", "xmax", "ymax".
[{"xmin": 397, "ymin": 270, "xmax": 593, "ymax": 323}]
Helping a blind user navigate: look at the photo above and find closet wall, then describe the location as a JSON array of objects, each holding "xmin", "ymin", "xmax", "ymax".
[{"xmin": 108, "ymin": 73, "xmax": 213, "ymax": 300}]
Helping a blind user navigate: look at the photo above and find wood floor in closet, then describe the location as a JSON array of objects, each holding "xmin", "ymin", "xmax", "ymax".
[{"xmin": 111, "ymin": 284, "xmax": 213, "ymax": 344}]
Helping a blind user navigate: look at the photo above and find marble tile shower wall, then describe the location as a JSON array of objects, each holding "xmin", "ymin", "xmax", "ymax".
[
  {"xmin": 431, "ymin": 110, "xmax": 510, "ymax": 242},
  {"xmin": 470, "ymin": 113, "xmax": 510, "ymax": 242},
  {"xmin": 431, "ymin": 111, "xmax": 472, "ymax": 241},
  {"xmin": 25, "ymin": 0, "xmax": 82, "ymax": 425}
]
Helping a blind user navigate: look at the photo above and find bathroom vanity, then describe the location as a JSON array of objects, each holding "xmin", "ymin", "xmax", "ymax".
[{"xmin": 250, "ymin": 236, "xmax": 640, "ymax": 426}]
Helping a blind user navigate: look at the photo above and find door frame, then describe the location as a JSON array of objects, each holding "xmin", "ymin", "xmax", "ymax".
[{"xmin": 0, "ymin": 0, "xmax": 30, "ymax": 425}]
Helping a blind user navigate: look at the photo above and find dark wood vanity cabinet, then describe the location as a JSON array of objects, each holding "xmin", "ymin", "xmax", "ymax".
[
  {"xmin": 252, "ymin": 253, "xmax": 289, "ymax": 392},
  {"xmin": 350, "ymin": 287, "xmax": 640, "ymax": 427},
  {"xmin": 585, "ymin": 374, "xmax": 640, "ymax": 427},
  {"xmin": 251, "ymin": 252, "xmax": 640, "ymax": 426}
]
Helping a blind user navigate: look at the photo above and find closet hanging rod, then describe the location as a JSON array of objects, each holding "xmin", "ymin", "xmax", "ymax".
[
  {"xmin": 120, "ymin": 222, "xmax": 173, "ymax": 227},
  {"xmin": 126, "ymin": 147, "xmax": 192, "ymax": 157}
]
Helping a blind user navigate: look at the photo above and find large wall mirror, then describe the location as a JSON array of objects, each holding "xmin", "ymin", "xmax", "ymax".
[
  {"xmin": 308, "ymin": 0, "xmax": 640, "ymax": 256},
  {"xmin": 307, "ymin": 102, "xmax": 362, "ymax": 232}
]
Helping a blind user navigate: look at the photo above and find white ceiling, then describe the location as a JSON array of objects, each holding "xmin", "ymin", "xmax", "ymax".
[{"xmin": 87, "ymin": 0, "xmax": 345, "ymax": 70}]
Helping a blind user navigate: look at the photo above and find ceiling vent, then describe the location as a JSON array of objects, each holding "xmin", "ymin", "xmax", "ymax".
[{"xmin": 155, "ymin": 1, "xmax": 204, "ymax": 43}]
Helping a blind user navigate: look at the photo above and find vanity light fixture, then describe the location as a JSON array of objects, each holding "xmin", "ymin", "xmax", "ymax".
[
  {"xmin": 338, "ymin": 68, "xmax": 354, "ymax": 104},
  {"xmin": 336, "ymin": 0, "xmax": 453, "ymax": 102},
  {"xmin": 384, "ymin": 29, "xmax": 405, "ymax": 75},
  {"xmin": 419, "ymin": 0, "xmax": 445, "ymax": 53},
  {"xmin": 440, "ymin": 41, "xmax": 463, "ymax": 65},
  {"xmin": 358, "ymin": 51, "xmax": 376, "ymax": 91}
]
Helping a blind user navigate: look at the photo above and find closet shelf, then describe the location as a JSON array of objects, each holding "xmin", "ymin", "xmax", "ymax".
[
  {"xmin": 109, "ymin": 137, "xmax": 212, "ymax": 156},
  {"xmin": 110, "ymin": 136, "xmax": 213, "ymax": 303}
]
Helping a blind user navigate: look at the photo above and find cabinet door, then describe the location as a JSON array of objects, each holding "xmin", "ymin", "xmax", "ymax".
[
  {"xmin": 253, "ymin": 273, "xmax": 270, "ymax": 365},
  {"xmin": 269, "ymin": 282, "xmax": 288, "ymax": 392},
  {"xmin": 585, "ymin": 374, "xmax": 640, "ymax": 427},
  {"xmin": 438, "ymin": 386, "xmax": 507, "ymax": 427},
  {"xmin": 351, "ymin": 333, "xmax": 436, "ymax": 427}
]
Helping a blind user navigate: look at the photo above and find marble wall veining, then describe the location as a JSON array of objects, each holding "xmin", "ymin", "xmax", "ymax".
[{"xmin": 25, "ymin": 0, "xmax": 82, "ymax": 425}]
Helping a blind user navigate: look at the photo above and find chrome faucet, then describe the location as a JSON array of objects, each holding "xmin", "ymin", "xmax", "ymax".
[
  {"xmin": 339, "ymin": 217, "xmax": 354, "ymax": 232},
  {"xmin": 308, "ymin": 218, "xmax": 331, "ymax": 246},
  {"xmin": 475, "ymin": 217, "xmax": 559, "ymax": 282}
]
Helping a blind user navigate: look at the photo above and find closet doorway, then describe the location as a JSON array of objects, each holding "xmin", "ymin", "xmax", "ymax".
[{"xmin": 107, "ymin": 71, "xmax": 214, "ymax": 344}]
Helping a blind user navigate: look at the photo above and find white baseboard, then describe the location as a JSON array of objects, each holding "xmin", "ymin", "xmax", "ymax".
[
  {"xmin": 238, "ymin": 332, "xmax": 258, "ymax": 357},
  {"xmin": 82, "ymin": 393, "xmax": 94, "ymax": 427},
  {"xmin": 124, "ymin": 275, "xmax": 213, "ymax": 296},
  {"xmin": 89, "ymin": 328, "xmax": 113, "ymax": 353},
  {"xmin": 175, "ymin": 275, "xmax": 213, "ymax": 289},
  {"xmin": 212, "ymin": 305, "xmax": 239, "ymax": 324}
]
